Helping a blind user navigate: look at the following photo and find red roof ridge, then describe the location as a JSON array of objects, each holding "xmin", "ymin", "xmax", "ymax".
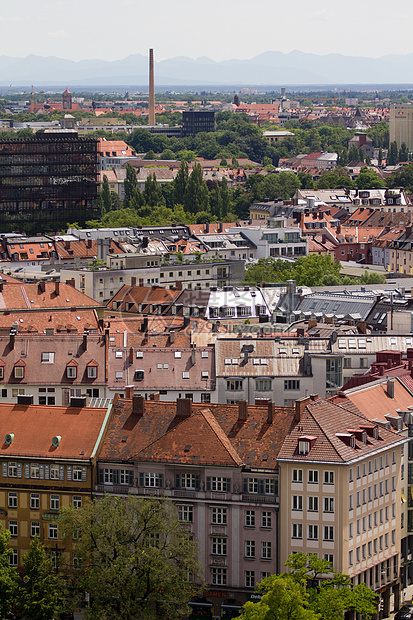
[{"xmin": 198, "ymin": 407, "xmax": 243, "ymax": 466}]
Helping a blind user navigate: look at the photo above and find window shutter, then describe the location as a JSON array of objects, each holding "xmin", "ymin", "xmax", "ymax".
[
  {"xmin": 81, "ymin": 467, "xmax": 87, "ymax": 482},
  {"xmin": 17, "ymin": 463, "xmax": 22, "ymax": 478},
  {"xmin": 158, "ymin": 474, "xmax": 164, "ymax": 488},
  {"xmin": 66, "ymin": 466, "xmax": 72, "ymax": 481},
  {"xmin": 243, "ymin": 478, "xmax": 248, "ymax": 493},
  {"xmin": 139, "ymin": 473, "xmax": 144, "ymax": 487},
  {"xmin": 258, "ymin": 479, "xmax": 265, "ymax": 494},
  {"xmin": 206, "ymin": 476, "xmax": 211, "ymax": 491},
  {"xmin": 45, "ymin": 465, "xmax": 50, "ymax": 480},
  {"xmin": 113, "ymin": 470, "xmax": 119, "ymax": 485},
  {"xmin": 195, "ymin": 474, "xmax": 200, "ymax": 490},
  {"xmin": 128, "ymin": 471, "xmax": 134, "ymax": 486},
  {"xmin": 59, "ymin": 465, "xmax": 65, "ymax": 481},
  {"xmin": 39, "ymin": 464, "xmax": 45, "ymax": 479},
  {"xmin": 274, "ymin": 479, "xmax": 279, "ymax": 495},
  {"xmin": 2, "ymin": 462, "xmax": 7, "ymax": 477},
  {"xmin": 99, "ymin": 469, "xmax": 104, "ymax": 484},
  {"xmin": 175, "ymin": 474, "xmax": 181, "ymax": 488},
  {"xmin": 24, "ymin": 464, "xmax": 30, "ymax": 478},
  {"xmin": 226, "ymin": 478, "xmax": 231, "ymax": 493}
]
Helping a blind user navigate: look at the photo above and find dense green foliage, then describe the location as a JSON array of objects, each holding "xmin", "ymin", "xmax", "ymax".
[
  {"xmin": 60, "ymin": 495, "xmax": 203, "ymax": 620},
  {"xmin": 238, "ymin": 553, "xmax": 378, "ymax": 620},
  {"xmin": 244, "ymin": 255, "xmax": 386, "ymax": 286}
]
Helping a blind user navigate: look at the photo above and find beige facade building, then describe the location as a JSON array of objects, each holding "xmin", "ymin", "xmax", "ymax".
[
  {"xmin": 278, "ymin": 395, "xmax": 405, "ymax": 617},
  {"xmin": 390, "ymin": 105, "xmax": 413, "ymax": 151}
]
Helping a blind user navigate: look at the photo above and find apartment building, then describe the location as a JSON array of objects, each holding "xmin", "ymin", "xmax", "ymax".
[
  {"xmin": 0, "ymin": 398, "xmax": 112, "ymax": 569},
  {"xmin": 278, "ymin": 395, "xmax": 404, "ymax": 616},
  {"xmin": 96, "ymin": 395, "xmax": 295, "ymax": 616}
]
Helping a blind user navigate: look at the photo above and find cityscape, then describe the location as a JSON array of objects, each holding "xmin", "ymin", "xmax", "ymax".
[{"xmin": 3, "ymin": 7, "xmax": 413, "ymax": 617}]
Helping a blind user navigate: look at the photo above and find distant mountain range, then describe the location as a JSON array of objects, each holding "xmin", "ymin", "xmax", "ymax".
[{"xmin": 1, "ymin": 51, "xmax": 413, "ymax": 88}]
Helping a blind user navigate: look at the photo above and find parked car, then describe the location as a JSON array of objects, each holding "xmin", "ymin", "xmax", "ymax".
[{"xmin": 394, "ymin": 606, "xmax": 413, "ymax": 620}]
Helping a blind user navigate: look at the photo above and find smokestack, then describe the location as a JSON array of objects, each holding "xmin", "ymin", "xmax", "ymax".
[{"xmin": 149, "ymin": 48, "xmax": 155, "ymax": 126}]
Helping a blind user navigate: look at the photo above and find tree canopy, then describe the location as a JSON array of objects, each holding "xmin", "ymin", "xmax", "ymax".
[
  {"xmin": 60, "ymin": 495, "xmax": 203, "ymax": 620},
  {"xmin": 237, "ymin": 553, "xmax": 377, "ymax": 620}
]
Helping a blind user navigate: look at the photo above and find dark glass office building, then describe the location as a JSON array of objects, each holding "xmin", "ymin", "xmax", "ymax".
[
  {"xmin": 182, "ymin": 110, "xmax": 215, "ymax": 137},
  {"xmin": 0, "ymin": 133, "xmax": 99, "ymax": 233}
]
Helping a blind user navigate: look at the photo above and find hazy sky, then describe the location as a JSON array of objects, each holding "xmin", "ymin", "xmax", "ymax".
[{"xmin": 1, "ymin": 0, "xmax": 411, "ymax": 62}]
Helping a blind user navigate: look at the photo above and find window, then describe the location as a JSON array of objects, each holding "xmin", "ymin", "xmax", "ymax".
[
  {"xmin": 255, "ymin": 379, "xmax": 272, "ymax": 391},
  {"xmin": 261, "ymin": 541, "xmax": 272, "ymax": 558},
  {"xmin": 31, "ymin": 522, "xmax": 40, "ymax": 537},
  {"xmin": 174, "ymin": 351, "xmax": 182, "ymax": 359},
  {"xmin": 8, "ymin": 520, "xmax": 17, "ymax": 536},
  {"xmin": 41, "ymin": 352, "xmax": 55, "ymax": 364},
  {"xmin": 245, "ymin": 540, "xmax": 255, "ymax": 558},
  {"xmin": 324, "ymin": 553, "xmax": 334, "ymax": 566},
  {"xmin": 66, "ymin": 365, "xmax": 77, "ymax": 379},
  {"xmin": 182, "ymin": 372, "xmax": 190, "ymax": 379},
  {"xmin": 211, "ymin": 507, "xmax": 227, "ymax": 524},
  {"xmin": 308, "ymin": 525, "xmax": 318, "ymax": 540},
  {"xmin": 50, "ymin": 464, "xmax": 59, "ymax": 480},
  {"xmin": 50, "ymin": 495, "xmax": 60, "ymax": 510},
  {"xmin": 177, "ymin": 473, "xmax": 199, "ymax": 490},
  {"xmin": 349, "ymin": 522, "xmax": 353, "ymax": 539},
  {"xmin": 9, "ymin": 550, "xmax": 17, "ymax": 567},
  {"xmin": 8, "ymin": 462, "xmax": 18, "ymax": 477},
  {"xmin": 14, "ymin": 365, "xmax": 24, "ymax": 379},
  {"xmin": 344, "ymin": 358, "xmax": 352, "ymax": 369},
  {"xmin": 73, "ymin": 495, "xmax": 82, "ymax": 509},
  {"xmin": 141, "ymin": 472, "xmax": 163, "ymax": 488},
  {"xmin": 324, "ymin": 526, "xmax": 334, "ymax": 541},
  {"xmin": 324, "ymin": 497, "xmax": 334, "ymax": 513},
  {"xmin": 178, "ymin": 505, "xmax": 193, "ymax": 523},
  {"xmin": 48, "ymin": 523, "xmax": 58, "ymax": 539},
  {"xmin": 212, "ymin": 537, "xmax": 227, "ymax": 555},
  {"xmin": 8, "ymin": 492, "xmax": 17, "ymax": 508},
  {"xmin": 73, "ymin": 466, "xmax": 82, "ymax": 481},
  {"xmin": 245, "ymin": 510, "xmax": 256, "ymax": 527},
  {"xmin": 244, "ymin": 478, "xmax": 275, "ymax": 494},
  {"xmin": 211, "ymin": 567, "xmax": 227, "ymax": 586},
  {"xmin": 262, "ymin": 572, "xmax": 271, "ymax": 580},
  {"xmin": 284, "ymin": 380, "xmax": 300, "ymax": 390},
  {"xmin": 308, "ymin": 496, "xmax": 319, "ymax": 512},
  {"xmin": 201, "ymin": 393, "xmax": 211, "ymax": 403},
  {"xmin": 226, "ymin": 379, "xmax": 243, "ymax": 391},
  {"xmin": 324, "ymin": 471, "xmax": 334, "ymax": 485},
  {"xmin": 245, "ymin": 571, "xmax": 255, "ymax": 588},
  {"xmin": 30, "ymin": 493, "xmax": 40, "ymax": 510},
  {"xmin": 292, "ymin": 523, "xmax": 303, "ymax": 539},
  {"xmin": 308, "ymin": 470, "xmax": 319, "ymax": 483},
  {"xmin": 292, "ymin": 495, "xmax": 303, "ymax": 510},
  {"xmin": 87, "ymin": 365, "xmax": 97, "ymax": 379},
  {"xmin": 262, "ymin": 511, "xmax": 272, "ymax": 528},
  {"xmin": 292, "ymin": 469, "xmax": 303, "ymax": 483}
]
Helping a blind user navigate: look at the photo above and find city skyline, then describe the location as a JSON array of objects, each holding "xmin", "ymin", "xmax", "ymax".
[{"xmin": 1, "ymin": 0, "xmax": 412, "ymax": 63}]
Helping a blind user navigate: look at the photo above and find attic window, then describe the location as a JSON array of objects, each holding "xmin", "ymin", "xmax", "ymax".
[
  {"xmin": 136, "ymin": 351, "xmax": 143, "ymax": 358},
  {"xmin": 174, "ymin": 352, "xmax": 182, "ymax": 359},
  {"xmin": 338, "ymin": 339, "xmax": 346, "ymax": 349},
  {"xmin": 232, "ymin": 358, "xmax": 239, "ymax": 365},
  {"xmin": 134, "ymin": 370, "xmax": 144, "ymax": 381},
  {"xmin": 115, "ymin": 351, "xmax": 123, "ymax": 359},
  {"xmin": 253, "ymin": 358, "xmax": 259, "ymax": 365},
  {"xmin": 298, "ymin": 440, "xmax": 310, "ymax": 455}
]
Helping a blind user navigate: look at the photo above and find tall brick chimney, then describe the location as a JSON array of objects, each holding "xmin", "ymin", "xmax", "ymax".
[{"xmin": 149, "ymin": 48, "xmax": 155, "ymax": 126}]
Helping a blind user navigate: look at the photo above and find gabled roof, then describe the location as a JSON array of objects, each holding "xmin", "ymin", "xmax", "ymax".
[{"xmin": 278, "ymin": 397, "xmax": 401, "ymax": 464}]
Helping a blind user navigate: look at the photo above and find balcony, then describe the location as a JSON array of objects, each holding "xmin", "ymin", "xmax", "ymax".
[
  {"xmin": 96, "ymin": 484, "xmax": 130, "ymax": 495},
  {"xmin": 242, "ymin": 494, "xmax": 278, "ymax": 505}
]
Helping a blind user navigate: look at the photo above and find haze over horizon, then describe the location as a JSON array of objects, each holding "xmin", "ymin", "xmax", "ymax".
[{"xmin": 1, "ymin": 0, "xmax": 412, "ymax": 63}]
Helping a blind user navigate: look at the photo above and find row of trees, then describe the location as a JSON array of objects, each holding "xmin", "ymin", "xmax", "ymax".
[{"xmin": 244, "ymin": 254, "xmax": 386, "ymax": 287}]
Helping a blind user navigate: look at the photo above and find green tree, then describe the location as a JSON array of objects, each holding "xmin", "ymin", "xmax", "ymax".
[
  {"xmin": 17, "ymin": 537, "xmax": 63, "ymax": 620},
  {"xmin": 60, "ymin": 495, "xmax": 203, "ymax": 620},
  {"xmin": 184, "ymin": 162, "xmax": 210, "ymax": 214},
  {"xmin": 99, "ymin": 175, "xmax": 112, "ymax": 215},
  {"xmin": 244, "ymin": 254, "xmax": 342, "ymax": 287},
  {"xmin": 355, "ymin": 167, "xmax": 385, "ymax": 189},
  {"xmin": 174, "ymin": 160, "xmax": 189, "ymax": 205},
  {"xmin": 388, "ymin": 141, "xmax": 399, "ymax": 166},
  {"xmin": 220, "ymin": 176, "xmax": 231, "ymax": 218},
  {"xmin": 0, "ymin": 527, "xmax": 17, "ymax": 619},
  {"xmin": 239, "ymin": 573, "xmax": 319, "ymax": 620},
  {"xmin": 144, "ymin": 173, "xmax": 164, "ymax": 207},
  {"xmin": 124, "ymin": 163, "xmax": 138, "ymax": 208}
]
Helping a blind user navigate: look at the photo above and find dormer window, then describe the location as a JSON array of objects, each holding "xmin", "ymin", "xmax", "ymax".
[
  {"xmin": 13, "ymin": 361, "xmax": 25, "ymax": 379},
  {"xmin": 66, "ymin": 361, "xmax": 78, "ymax": 379},
  {"xmin": 298, "ymin": 440, "xmax": 310, "ymax": 455},
  {"xmin": 86, "ymin": 361, "xmax": 98, "ymax": 379},
  {"xmin": 0, "ymin": 361, "xmax": 5, "ymax": 380}
]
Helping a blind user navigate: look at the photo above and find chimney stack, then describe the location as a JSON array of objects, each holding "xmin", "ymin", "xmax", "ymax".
[
  {"xmin": 132, "ymin": 395, "xmax": 144, "ymax": 416},
  {"xmin": 125, "ymin": 385, "xmax": 134, "ymax": 399},
  {"xmin": 238, "ymin": 400, "xmax": 248, "ymax": 422},
  {"xmin": 149, "ymin": 48, "xmax": 155, "ymax": 126},
  {"xmin": 387, "ymin": 377, "xmax": 395, "ymax": 399},
  {"xmin": 294, "ymin": 396, "xmax": 311, "ymax": 423},
  {"xmin": 176, "ymin": 398, "xmax": 192, "ymax": 418}
]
